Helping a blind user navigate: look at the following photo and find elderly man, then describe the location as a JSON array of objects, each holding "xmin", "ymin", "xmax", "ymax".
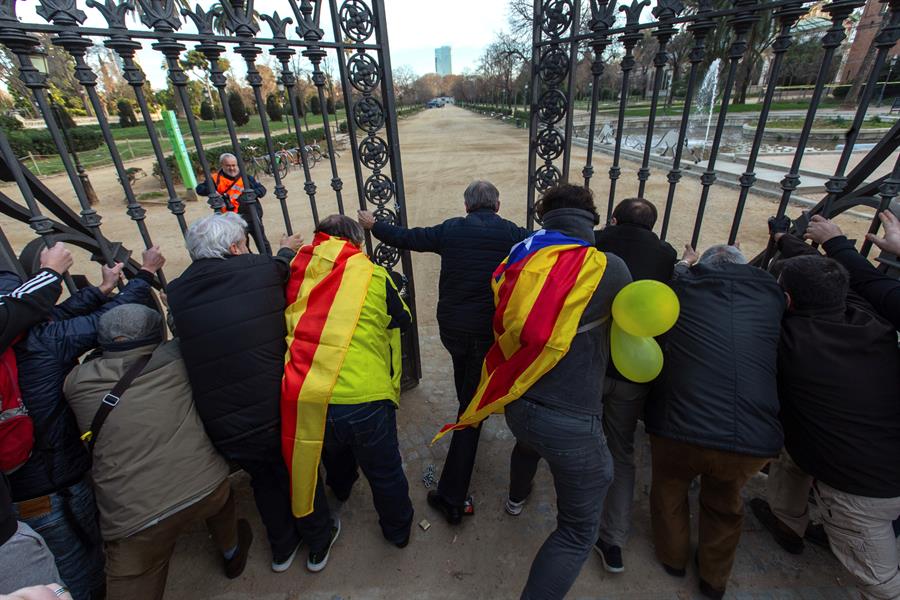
[
  {"xmin": 645, "ymin": 244, "xmax": 784, "ymax": 600},
  {"xmin": 750, "ymin": 236, "xmax": 900, "ymax": 600},
  {"xmin": 358, "ymin": 180, "xmax": 527, "ymax": 524},
  {"xmin": 195, "ymin": 153, "xmax": 269, "ymax": 254},
  {"xmin": 282, "ymin": 215, "xmax": 413, "ymax": 549},
  {"xmin": 63, "ymin": 305, "xmax": 252, "ymax": 599},
  {"xmin": 6, "ymin": 248, "xmax": 164, "ymax": 600},
  {"xmin": 166, "ymin": 213, "xmax": 336, "ymax": 574},
  {"xmin": 592, "ymin": 197, "xmax": 675, "ymax": 573}
]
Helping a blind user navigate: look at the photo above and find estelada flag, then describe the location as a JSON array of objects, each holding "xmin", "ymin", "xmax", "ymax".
[
  {"xmin": 281, "ymin": 232, "xmax": 374, "ymax": 517},
  {"xmin": 433, "ymin": 229, "xmax": 607, "ymax": 443}
]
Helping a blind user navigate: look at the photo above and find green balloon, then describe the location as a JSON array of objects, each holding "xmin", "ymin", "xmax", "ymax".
[
  {"xmin": 611, "ymin": 280, "xmax": 680, "ymax": 337},
  {"xmin": 610, "ymin": 321, "xmax": 663, "ymax": 383}
]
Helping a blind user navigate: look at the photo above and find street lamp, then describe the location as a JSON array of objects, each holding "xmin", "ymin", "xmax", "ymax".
[{"xmin": 878, "ymin": 56, "xmax": 899, "ymax": 108}]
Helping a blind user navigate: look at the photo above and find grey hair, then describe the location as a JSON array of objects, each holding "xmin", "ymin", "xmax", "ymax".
[
  {"xmin": 698, "ymin": 244, "xmax": 747, "ymax": 266},
  {"xmin": 219, "ymin": 153, "xmax": 237, "ymax": 166},
  {"xmin": 98, "ymin": 304, "xmax": 162, "ymax": 346},
  {"xmin": 316, "ymin": 214, "xmax": 364, "ymax": 246},
  {"xmin": 185, "ymin": 212, "xmax": 248, "ymax": 260},
  {"xmin": 463, "ymin": 180, "xmax": 500, "ymax": 212}
]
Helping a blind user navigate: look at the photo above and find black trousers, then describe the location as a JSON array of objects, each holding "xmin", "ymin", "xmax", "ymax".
[
  {"xmin": 219, "ymin": 429, "xmax": 332, "ymax": 559},
  {"xmin": 237, "ymin": 202, "xmax": 272, "ymax": 255},
  {"xmin": 435, "ymin": 328, "xmax": 494, "ymax": 507}
]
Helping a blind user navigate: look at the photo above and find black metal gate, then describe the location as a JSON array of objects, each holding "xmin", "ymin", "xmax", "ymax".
[
  {"xmin": 0, "ymin": 0, "xmax": 420, "ymax": 383},
  {"xmin": 526, "ymin": 0, "xmax": 900, "ymax": 272}
]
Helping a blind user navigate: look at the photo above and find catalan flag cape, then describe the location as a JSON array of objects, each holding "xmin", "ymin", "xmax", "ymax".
[
  {"xmin": 281, "ymin": 232, "xmax": 374, "ymax": 517},
  {"xmin": 433, "ymin": 229, "xmax": 607, "ymax": 442}
]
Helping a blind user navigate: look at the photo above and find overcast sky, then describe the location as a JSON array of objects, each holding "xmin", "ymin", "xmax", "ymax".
[{"xmin": 16, "ymin": 0, "xmax": 512, "ymax": 89}]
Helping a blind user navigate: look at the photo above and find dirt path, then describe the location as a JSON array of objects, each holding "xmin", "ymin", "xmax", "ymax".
[{"xmin": 0, "ymin": 106, "xmax": 862, "ymax": 599}]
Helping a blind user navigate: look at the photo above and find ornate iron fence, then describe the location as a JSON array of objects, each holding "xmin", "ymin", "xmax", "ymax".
[
  {"xmin": 0, "ymin": 0, "xmax": 421, "ymax": 384},
  {"xmin": 526, "ymin": 0, "xmax": 900, "ymax": 274}
]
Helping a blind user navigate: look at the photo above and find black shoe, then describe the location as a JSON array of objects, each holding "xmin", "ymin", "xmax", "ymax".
[
  {"xmin": 394, "ymin": 536, "xmax": 410, "ymax": 549},
  {"xmin": 750, "ymin": 497, "xmax": 804, "ymax": 555},
  {"xmin": 427, "ymin": 490, "xmax": 463, "ymax": 525},
  {"xmin": 804, "ymin": 522, "xmax": 830, "ymax": 551},
  {"xmin": 699, "ymin": 578, "xmax": 725, "ymax": 600},
  {"xmin": 307, "ymin": 518, "xmax": 341, "ymax": 573},
  {"xmin": 593, "ymin": 537, "xmax": 624, "ymax": 573},
  {"xmin": 662, "ymin": 563, "xmax": 686, "ymax": 577},
  {"xmin": 225, "ymin": 519, "xmax": 253, "ymax": 579}
]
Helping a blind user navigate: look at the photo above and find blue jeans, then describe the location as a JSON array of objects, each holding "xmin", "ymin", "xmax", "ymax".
[
  {"xmin": 322, "ymin": 401, "xmax": 413, "ymax": 544},
  {"xmin": 506, "ymin": 399, "xmax": 613, "ymax": 600},
  {"xmin": 13, "ymin": 479, "xmax": 106, "ymax": 600}
]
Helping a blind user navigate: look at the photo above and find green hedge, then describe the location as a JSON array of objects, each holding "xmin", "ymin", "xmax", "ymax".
[{"xmin": 6, "ymin": 127, "xmax": 104, "ymax": 157}]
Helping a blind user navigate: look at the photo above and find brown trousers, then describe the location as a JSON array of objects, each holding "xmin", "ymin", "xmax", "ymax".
[
  {"xmin": 649, "ymin": 435, "xmax": 768, "ymax": 591},
  {"xmin": 105, "ymin": 479, "xmax": 237, "ymax": 600}
]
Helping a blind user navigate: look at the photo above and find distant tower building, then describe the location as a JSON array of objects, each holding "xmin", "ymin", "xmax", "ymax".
[{"xmin": 435, "ymin": 46, "xmax": 452, "ymax": 76}]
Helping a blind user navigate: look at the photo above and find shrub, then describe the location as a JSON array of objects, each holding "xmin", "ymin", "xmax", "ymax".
[
  {"xmin": 0, "ymin": 114, "xmax": 22, "ymax": 131},
  {"xmin": 309, "ymin": 95, "xmax": 321, "ymax": 115},
  {"xmin": 200, "ymin": 100, "xmax": 215, "ymax": 121},
  {"xmin": 326, "ymin": 96, "xmax": 335, "ymax": 113},
  {"xmin": 6, "ymin": 127, "xmax": 103, "ymax": 156},
  {"xmin": 265, "ymin": 94, "xmax": 283, "ymax": 122},
  {"xmin": 228, "ymin": 92, "xmax": 250, "ymax": 126},
  {"xmin": 117, "ymin": 99, "xmax": 137, "ymax": 128}
]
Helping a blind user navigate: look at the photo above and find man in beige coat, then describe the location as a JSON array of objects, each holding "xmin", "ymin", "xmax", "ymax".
[{"xmin": 63, "ymin": 304, "xmax": 252, "ymax": 600}]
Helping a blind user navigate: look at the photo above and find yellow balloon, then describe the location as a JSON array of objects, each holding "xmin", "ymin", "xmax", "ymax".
[
  {"xmin": 610, "ymin": 321, "xmax": 663, "ymax": 384},
  {"xmin": 611, "ymin": 280, "xmax": 680, "ymax": 337}
]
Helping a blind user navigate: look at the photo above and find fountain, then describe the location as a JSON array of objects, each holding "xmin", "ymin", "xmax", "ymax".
[{"xmin": 691, "ymin": 58, "xmax": 722, "ymax": 161}]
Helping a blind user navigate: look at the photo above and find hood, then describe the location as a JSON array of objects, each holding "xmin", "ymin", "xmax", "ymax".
[{"xmin": 541, "ymin": 208, "xmax": 598, "ymax": 244}]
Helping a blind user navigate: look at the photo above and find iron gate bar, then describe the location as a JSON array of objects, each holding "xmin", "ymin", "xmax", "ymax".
[
  {"xmin": 820, "ymin": 0, "xmax": 900, "ymax": 217},
  {"xmin": 861, "ymin": 152, "xmax": 900, "ymax": 257},
  {"xmin": 561, "ymin": 0, "xmax": 581, "ymax": 181},
  {"xmin": 659, "ymin": 1, "xmax": 714, "ymax": 241},
  {"xmin": 727, "ymin": 1, "xmax": 807, "ymax": 245},
  {"xmin": 636, "ymin": 0, "xmax": 683, "ymax": 200},
  {"xmin": 580, "ymin": 0, "xmax": 617, "ymax": 190},
  {"xmin": 689, "ymin": 0, "xmax": 758, "ymax": 250}
]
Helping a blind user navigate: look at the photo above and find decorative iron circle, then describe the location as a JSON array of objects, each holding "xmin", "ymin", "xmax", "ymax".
[
  {"xmin": 537, "ymin": 89, "xmax": 568, "ymax": 125},
  {"xmin": 534, "ymin": 164, "xmax": 562, "ymax": 192},
  {"xmin": 373, "ymin": 243, "xmax": 400, "ymax": 268},
  {"xmin": 541, "ymin": 0, "xmax": 573, "ymax": 37},
  {"xmin": 373, "ymin": 207, "xmax": 397, "ymax": 226},
  {"xmin": 539, "ymin": 46, "xmax": 569, "ymax": 86},
  {"xmin": 348, "ymin": 52, "xmax": 380, "ymax": 93},
  {"xmin": 339, "ymin": 0, "xmax": 375, "ymax": 43},
  {"xmin": 359, "ymin": 136, "xmax": 390, "ymax": 169},
  {"xmin": 365, "ymin": 173, "xmax": 394, "ymax": 205},
  {"xmin": 536, "ymin": 127, "xmax": 565, "ymax": 161},
  {"xmin": 353, "ymin": 97, "xmax": 386, "ymax": 131}
]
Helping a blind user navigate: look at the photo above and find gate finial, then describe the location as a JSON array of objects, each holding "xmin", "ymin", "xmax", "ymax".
[
  {"xmin": 181, "ymin": 4, "xmax": 217, "ymax": 35},
  {"xmin": 619, "ymin": 0, "xmax": 650, "ymax": 26},
  {"xmin": 35, "ymin": 0, "xmax": 87, "ymax": 26},
  {"xmin": 220, "ymin": 0, "xmax": 259, "ymax": 36},
  {"xmin": 590, "ymin": 0, "xmax": 618, "ymax": 31},
  {"xmin": 651, "ymin": 0, "xmax": 684, "ymax": 21},
  {"xmin": 260, "ymin": 12, "xmax": 293, "ymax": 40},
  {"xmin": 86, "ymin": 0, "xmax": 134, "ymax": 30},
  {"xmin": 135, "ymin": 0, "xmax": 181, "ymax": 32}
]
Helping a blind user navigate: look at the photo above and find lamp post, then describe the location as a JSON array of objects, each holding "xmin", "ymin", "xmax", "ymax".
[
  {"xmin": 31, "ymin": 51, "xmax": 99, "ymax": 205},
  {"xmin": 878, "ymin": 55, "xmax": 899, "ymax": 107}
]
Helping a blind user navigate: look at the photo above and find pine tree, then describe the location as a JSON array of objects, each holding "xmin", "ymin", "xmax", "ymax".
[
  {"xmin": 228, "ymin": 91, "xmax": 250, "ymax": 126},
  {"xmin": 200, "ymin": 100, "xmax": 215, "ymax": 121},
  {"xmin": 309, "ymin": 95, "xmax": 321, "ymax": 115},
  {"xmin": 116, "ymin": 99, "xmax": 137, "ymax": 128},
  {"xmin": 265, "ymin": 93, "xmax": 283, "ymax": 121}
]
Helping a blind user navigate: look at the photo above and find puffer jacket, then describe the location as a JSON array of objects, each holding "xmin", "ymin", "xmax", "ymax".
[
  {"xmin": 6, "ymin": 273, "xmax": 154, "ymax": 501},
  {"xmin": 63, "ymin": 339, "xmax": 229, "ymax": 540},
  {"xmin": 371, "ymin": 209, "xmax": 528, "ymax": 336},
  {"xmin": 166, "ymin": 249, "xmax": 294, "ymax": 449},
  {"xmin": 645, "ymin": 262, "xmax": 785, "ymax": 458}
]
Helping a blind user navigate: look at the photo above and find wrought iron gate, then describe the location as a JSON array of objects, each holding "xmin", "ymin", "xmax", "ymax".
[
  {"xmin": 526, "ymin": 0, "xmax": 900, "ymax": 272},
  {"xmin": 0, "ymin": 0, "xmax": 421, "ymax": 383}
]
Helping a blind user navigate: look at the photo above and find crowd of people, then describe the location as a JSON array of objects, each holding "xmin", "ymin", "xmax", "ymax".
[{"xmin": 0, "ymin": 179, "xmax": 898, "ymax": 600}]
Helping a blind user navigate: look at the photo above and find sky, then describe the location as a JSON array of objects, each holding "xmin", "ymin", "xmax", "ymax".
[{"xmin": 15, "ymin": 0, "xmax": 512, "ymax": 90}]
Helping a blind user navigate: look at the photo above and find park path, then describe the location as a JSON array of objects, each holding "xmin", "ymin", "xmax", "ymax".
[{"xmin": 1, "ymin": 106, "xmax": 865, "ymax": 599}]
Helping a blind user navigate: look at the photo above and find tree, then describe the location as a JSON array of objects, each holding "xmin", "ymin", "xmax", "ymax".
[
  {"xmin": 228, "ymin": 91, "xmax": 250, "ymax": 126},
  {"xmin": 117, "ymin": 99, "xmax": 137, "ymax": 128},
  {"xmin": 200, "ymin": 99, "xmax": 216, "ymax": 120},
  {"xmin": 393, "ymin": 65, "xmax": 416, "ymax": 104},
  {"xmin": 309, "ymin": 94, "xmax": 321, "ymax": 115},
  {"xmin": 666, "ymin": 30, "xmax": 694, "ymax": 107},
  {"xmin": 326, "ymin": 95, "xmax": 335, "ymax": 113},
  {"xmin": 52, "ymin": 103, "xmax": 76, "ymax": 130},
  {"xmin": 265, "ymin": 93, "xmax": 282, "ymax": 121}
]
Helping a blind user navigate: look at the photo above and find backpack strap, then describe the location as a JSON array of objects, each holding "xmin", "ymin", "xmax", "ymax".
[
  {"xmin": 80, "ymin": 354, "xmax": 152, "ymax": 454},
  {"xmin": 575, "ymin": 314, "xmax": 610, "ymax": 335}
]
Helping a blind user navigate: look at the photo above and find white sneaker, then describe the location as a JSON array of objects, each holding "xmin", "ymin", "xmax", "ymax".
[
  {"xmin": 505, "ymin": 497, "xmax": 526, "ymax": 516},
  {"xmin": 271, "ymin": 540, "xmax": 302, "ymax": 573},
  {"xmin": 307, "ymin": 517, "xmax": 341, "ymax": 573}
]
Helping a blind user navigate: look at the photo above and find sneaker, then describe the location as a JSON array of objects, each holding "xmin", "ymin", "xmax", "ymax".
[
  {"xmin": 804, "ymin": 522, "xmax": 830, "ymax": 551},
  {"xmin": 271, "ymin": 539, "xmax": 302, "ymax": 573},
  {"xmin": 593, "ymin": 537, "xmax": 624, "ymax": 573},
  {"xmin": 505, "ymin": 497, "xmax": 526, "ymax": 516},
  {"xmin": 662, "ymin": 563, "xmax": 686, "ymax": 578},
  {"xmin": 225, "ymin": 519, "xmax": 253, "ymax": 579},
  {"xmin": 699, "ymin": 577, "xmax": 725, "ymax": 600},
  {"xmin": 307, "ymin": 518, "xmax": 341, "ymax": 573},
  {"xmin": 749, "ymin": 497, "xmax": 804, "ymax": 555}
]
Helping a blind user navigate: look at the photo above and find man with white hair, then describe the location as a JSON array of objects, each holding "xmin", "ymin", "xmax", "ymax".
[
  {"xmin": 166, "ymin": 213, "xmax": 337, "ymax": 574},
  {"xmin": 195, "ymin": 153, "xmax": 269, "ymax": 254},
  {"xmin": 644, "ymin": 243, "xmax": 785, "ymax": 600},
  {"xmin": 357, "ymin": 181, "xmax": 527, "ymax": 524}
]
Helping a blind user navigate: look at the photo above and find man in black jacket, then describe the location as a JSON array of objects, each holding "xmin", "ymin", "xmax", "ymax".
[
  {"xmin": 592, "ymin": 197, "xmax": 674, "ymax": 573},
  {"xmin": 167, "ymin": 213, "xmax": 337, "ymax": 574},
  {"xmin": 358, "ymin": 180, "xmax": 528, "ymax": 524},
  {"xmin": 751, "ymin": 237, "xmax": 900, "ymax": 599},
  {"xmin": 7, "ymin": 247, "xmax": 164, "ymax": 600},
  {"xmin": 645, "ymin": 244, "xmax": 784, "ymax": 600}
]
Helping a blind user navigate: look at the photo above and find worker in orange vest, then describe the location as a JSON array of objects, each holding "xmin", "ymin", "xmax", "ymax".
[{"xmin": 196, "ymin": 153, "xmax": 270, "ymax": 254}]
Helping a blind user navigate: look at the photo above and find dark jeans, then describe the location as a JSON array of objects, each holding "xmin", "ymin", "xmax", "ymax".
[
  {"xmin": 506, "ymin": 399, "xmax": 613, "ymax": 600},
  {"xmin": 219, "ymin": 429, "xmax": 332, "ymax": 558},
  {"xmin": 237, "ymin": 203, "xmax": 271, "ymax": 255},
  {"xmin": 436, "ymin": 328, "xmax": 494, "ymax": 507},
  {"xmin": 321, "ymin": 401, "xmax": 413, "ymax": 544}
]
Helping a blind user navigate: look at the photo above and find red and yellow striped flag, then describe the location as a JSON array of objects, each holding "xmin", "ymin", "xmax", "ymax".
[
  {"xmin": 281, "ymin": 232, "xmax": 374, "ymax": 517},
  {"xmin": 433, "ymin": 230, "xmax": 607, "ymax": 442}
]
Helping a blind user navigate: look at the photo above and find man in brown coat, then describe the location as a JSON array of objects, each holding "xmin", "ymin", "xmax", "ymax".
[{"xmin": 63, "ymin": 304, "xmax": 252, "ymax": 600}]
